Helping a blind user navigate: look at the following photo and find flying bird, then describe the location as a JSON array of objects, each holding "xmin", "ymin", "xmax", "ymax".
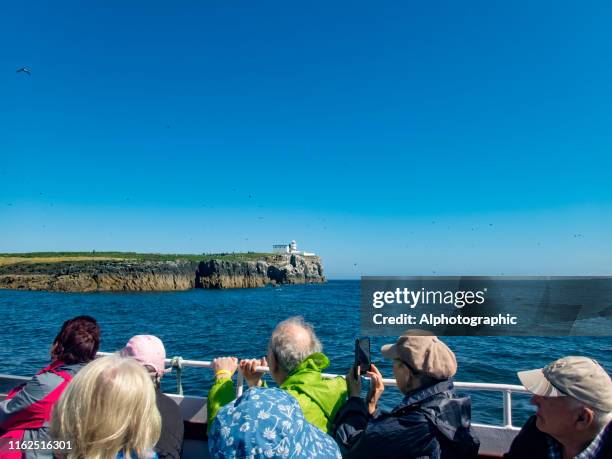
[{"xmin": 16, "ymin": 67, "xmax": 31, "ymax": 75}]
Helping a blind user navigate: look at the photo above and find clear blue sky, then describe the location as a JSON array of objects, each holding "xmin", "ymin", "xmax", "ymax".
[{"xmin": 1, "ymin": 1, "xmax": 611, "ymax": 278}]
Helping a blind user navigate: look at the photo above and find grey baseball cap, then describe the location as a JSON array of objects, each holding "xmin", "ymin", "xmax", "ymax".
[{"xmin": 517, "ymin": 356, "xmax": 612, "ymax": 412}]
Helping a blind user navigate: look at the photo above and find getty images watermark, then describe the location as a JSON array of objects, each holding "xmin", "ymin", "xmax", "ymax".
[
  {"xmin": 361, "ymin": 277, "xmax": 612, "ymax": 336},
  {"xmin": 371, "ymin": 286, "xmax": 517, "ymax": 328}
]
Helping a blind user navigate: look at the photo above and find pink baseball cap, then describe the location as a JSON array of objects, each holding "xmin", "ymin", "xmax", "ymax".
[{"xmin": 120, "ymin": 335, "xmax": 168, "ymax": 377}]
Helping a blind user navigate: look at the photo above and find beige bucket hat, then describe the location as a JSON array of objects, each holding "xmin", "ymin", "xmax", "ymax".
[{"xmin": 381, "ymin": 332, "xmax": 457, "ymax": 380}]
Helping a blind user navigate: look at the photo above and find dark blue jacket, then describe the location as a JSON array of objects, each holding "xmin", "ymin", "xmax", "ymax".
[
  {"xmin": 332, "ymin": 379, "xmax": 479, "ymax": 459},
  {"xmin": 504, "ymin": 415, "xmax": 612, "ymax": 459}
]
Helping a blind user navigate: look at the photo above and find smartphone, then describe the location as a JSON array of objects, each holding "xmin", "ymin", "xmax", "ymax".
[{"xmin": 354, "ymin": 337, "xmax": 371, "ymax": 378}]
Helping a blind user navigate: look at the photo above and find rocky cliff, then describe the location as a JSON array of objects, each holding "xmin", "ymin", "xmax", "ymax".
[
  {"xmin": 0, "ymin": 260, "xmax": 199, "ymax": 292},
  {"xmin": 196, "ymin": 254, "xmax": 325, "ymax": 288},
  {"xmin": 0, "ymin": 254, "xmax": 325, "ymax": 292}
]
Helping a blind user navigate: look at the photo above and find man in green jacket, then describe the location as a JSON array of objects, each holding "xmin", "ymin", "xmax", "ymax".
[{"xmin": 207, "ymin": 316, "xmax": 347, "ymax": 433}]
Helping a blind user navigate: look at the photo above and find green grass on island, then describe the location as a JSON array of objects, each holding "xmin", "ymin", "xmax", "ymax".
[{"xmin": 0, "ymin": 251, "xmax": 277, "ymax": 265}]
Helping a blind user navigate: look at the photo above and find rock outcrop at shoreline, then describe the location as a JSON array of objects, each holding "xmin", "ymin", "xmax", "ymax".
[
  {"xmin": 0, "ymin": 254, "xmax": 325, "ymax": 292},
  {"xmin": 196, "ymin": 254, "xmax": 325, "ymax": 288},
  {"xmin": 0, "ymin": 260, "xmax": 199, "ymax": 292}
]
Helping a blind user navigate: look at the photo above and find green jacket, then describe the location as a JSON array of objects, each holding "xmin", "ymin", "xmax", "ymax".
[{"xmin": 206, "ymin": 353, "xmax": 347, "ymax": 433}]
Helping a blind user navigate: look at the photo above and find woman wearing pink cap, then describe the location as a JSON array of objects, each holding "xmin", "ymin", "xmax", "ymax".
[{"xmin": 120, "ymin": 335, "xmax": 184, "ymax": 459}]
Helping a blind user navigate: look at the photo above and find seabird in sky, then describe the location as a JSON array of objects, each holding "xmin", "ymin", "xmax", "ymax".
[{"xmin": 16, "ymin": 67, "xmax": 31, "ymax": 75}]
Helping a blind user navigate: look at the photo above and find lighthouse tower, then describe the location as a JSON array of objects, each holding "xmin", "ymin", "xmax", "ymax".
[{"xmin": 272, "ymin": 240, "xmax": 315, "ymax": 256}]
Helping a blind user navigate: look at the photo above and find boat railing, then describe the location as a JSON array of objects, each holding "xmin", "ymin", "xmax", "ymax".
[{"xmin": 98, "ymin": 351, "xmax": 529, "ymax": 430}]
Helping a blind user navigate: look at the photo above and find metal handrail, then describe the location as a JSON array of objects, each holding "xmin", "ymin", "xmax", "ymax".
[{"xmin": 98, "ymin": 352, "xmax": 529, "ymax": 428}]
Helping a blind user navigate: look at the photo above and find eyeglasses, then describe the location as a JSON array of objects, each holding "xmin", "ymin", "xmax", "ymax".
[{"xmin": 393, "ymin": 358, "xmax": 420, "ymax": 375}]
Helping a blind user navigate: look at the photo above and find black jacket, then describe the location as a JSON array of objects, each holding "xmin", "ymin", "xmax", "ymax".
[
  {"xmin": 332, "ymin": 379, "xmax": 479, "ymax": 459},
  {"xmin": 155, "ymin": 390, "xmax": 184, "ymax": 459},
  {"xmin": 504, "ymin": 415, "xmax": 612, "ymax": 459}
]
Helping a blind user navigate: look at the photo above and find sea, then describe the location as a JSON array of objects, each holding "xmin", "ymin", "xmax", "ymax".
[{"xmin": 0, "ymin": 280, "xmax": 610, "ymax": 427}]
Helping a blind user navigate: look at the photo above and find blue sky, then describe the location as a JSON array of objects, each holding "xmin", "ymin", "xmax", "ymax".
[{"xmin": 1, "ymin": 1, "xmax": 611, "ymax": 278}]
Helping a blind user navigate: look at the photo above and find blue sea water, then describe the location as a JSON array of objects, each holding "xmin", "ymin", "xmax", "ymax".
[{"xmin": 0, "ymin": 280, "xmax": 610, "ymax": 426}]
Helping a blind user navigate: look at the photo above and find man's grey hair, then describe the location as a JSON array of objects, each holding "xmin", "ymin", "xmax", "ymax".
[
  {"xmin": 592, "ymin": 408, "xmax": 612, "ymax": 429},
  {"xmin": 567, "ymin": 397, "xmax": 612, "ymax": 430},
  {"xmin": 269, "ymin": 316, "xmax": 322, "ymax": 374}
]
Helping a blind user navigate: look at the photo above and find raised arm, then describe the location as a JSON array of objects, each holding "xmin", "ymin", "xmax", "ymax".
[{"xmin": 206, "ymin": 357, "xmax": 238, "ymax": 433}]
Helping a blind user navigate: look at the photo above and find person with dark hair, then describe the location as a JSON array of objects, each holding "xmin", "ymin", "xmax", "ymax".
[{"xmin": 0, "ymin": 315, "xmax": 100, "ymax": 459}]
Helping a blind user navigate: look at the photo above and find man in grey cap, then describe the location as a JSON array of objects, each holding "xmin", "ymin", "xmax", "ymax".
[
  {"xmin": 504, "ymin": 356, "xmax": 612, "ymax": 459},
  {"xmin": 332, "ymin": 331, "xmax": 479, "ymax": 459}
]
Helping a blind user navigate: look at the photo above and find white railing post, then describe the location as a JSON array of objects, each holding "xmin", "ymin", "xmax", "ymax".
[
  {"xmin": 503, "ymin": 389, "xmax": 513, "ymax": 428},
  {"xmin": 236, "ymin": 371, "xmax": 244, "ymax": 397}
]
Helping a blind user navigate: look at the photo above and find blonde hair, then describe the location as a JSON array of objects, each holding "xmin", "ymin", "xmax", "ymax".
[{"xmin": 51, "ymin": 354, "xmax": 161, "ymax": 459}]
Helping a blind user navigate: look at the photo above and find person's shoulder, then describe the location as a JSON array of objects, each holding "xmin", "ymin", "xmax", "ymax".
[
  {"xmin": 57, "ymin": 362, "xmax": 86, "ymax": 375},
  {"xmin": 156, "ymin": 391, "xmax": 174, "ymax": 403},
  {"xmin": 511, "ymin": 415, "xmax": 542, "ymax": 441},
  {"xmin": 285, "ymin": 387, "xmax": 317, "ymax": 407},
  {"xmin": 394, "ymin": 409, "xmax": 430, "ymax": 429},
  {"xmin": 596, "ymin": 421, "xmax": 612, "ymax": 454},
  {"xmin": 373, "ymin": 403, "xmax": 430, "ymax": 429},
  {"xmin": 156, "ymin": 390, "xmax": 182, "ymax": 420},
  {"xmin": 323, "ymin": 374, "xmax": 349, "ymax": 392},
  {"xmin": 156, "ymin": 391, "xmax": 182, "ymax": 416},
  {"xmin": 519, "ymin": 415, "xmax": 539, "ymax": 432},
  {"xmin": 375, "ymin": 403, "xmax": 432, "ymax": 440},
  {"xmin": 364, "ymin": 405, "xmax": 434, "ymax": 454},
  {"xmin": 503, "ymin": 415, "xmax": 548, "ymax": 459},
  {"xmin": 26, "ymin": 368, "xmax": 65, "ymax": 394}
]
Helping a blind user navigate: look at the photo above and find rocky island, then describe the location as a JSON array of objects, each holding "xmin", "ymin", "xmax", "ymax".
[{"xmin": 0, "ymin": 252, "xmax": 325, "ymax": 292}]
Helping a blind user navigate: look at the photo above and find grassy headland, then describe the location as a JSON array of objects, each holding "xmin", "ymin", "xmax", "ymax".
[{"xmin": 0, "ymin": 251, "xmax": 275, "ymax": 266}]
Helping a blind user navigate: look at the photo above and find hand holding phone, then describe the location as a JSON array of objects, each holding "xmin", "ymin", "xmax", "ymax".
[{"xmin": 365, "ymin": 363, "xmax": 385, "ymax": 415}]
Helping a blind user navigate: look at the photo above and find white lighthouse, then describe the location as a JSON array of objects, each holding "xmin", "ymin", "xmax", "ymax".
[{"xmin": 272, "ymin": 240, "xmax": 315, "ymax": 256}]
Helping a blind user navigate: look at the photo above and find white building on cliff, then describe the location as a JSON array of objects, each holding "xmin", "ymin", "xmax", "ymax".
[{"xmin": 272, "ymin": 240, "xmax": 315, "ymax": 256}]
